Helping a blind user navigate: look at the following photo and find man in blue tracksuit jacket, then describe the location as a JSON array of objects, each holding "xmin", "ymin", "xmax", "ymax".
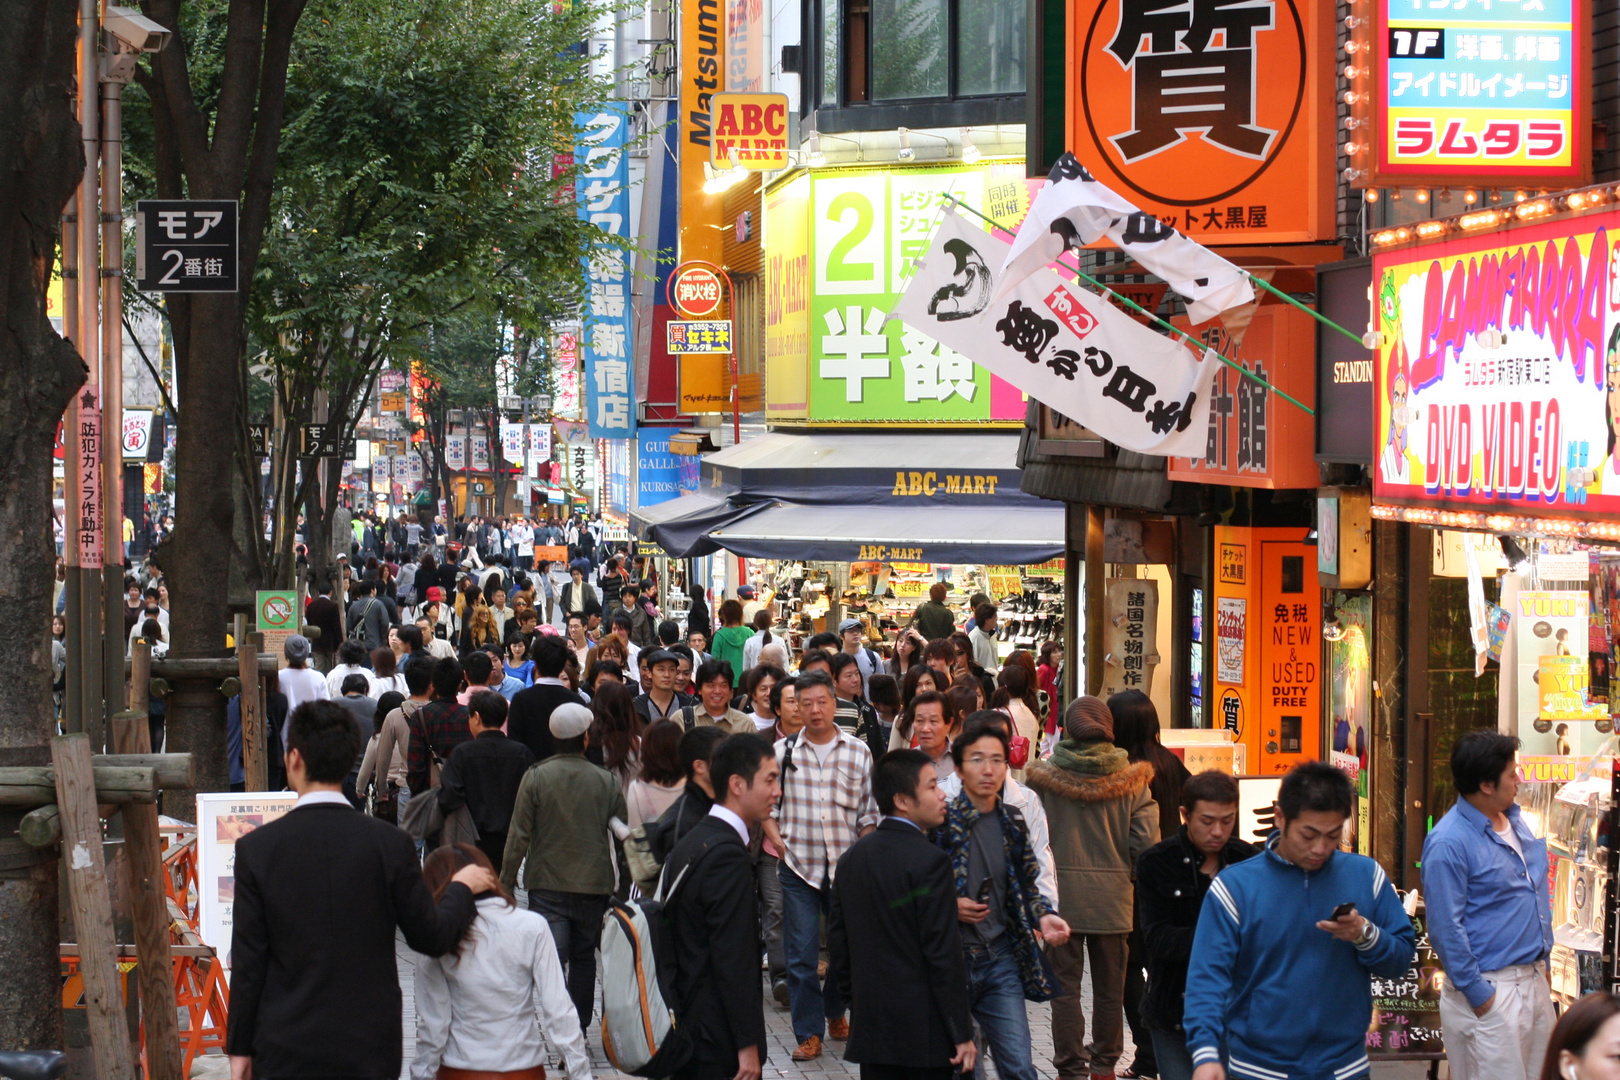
[{"xmin": 1184, "ymin": 762, "xmax": 1415, "ymax": 1080}]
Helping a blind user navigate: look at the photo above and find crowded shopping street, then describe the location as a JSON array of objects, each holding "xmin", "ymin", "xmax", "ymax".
[{"xmin": 8, "ymin": 0, "xmax": 1620, "ymax": 1079}]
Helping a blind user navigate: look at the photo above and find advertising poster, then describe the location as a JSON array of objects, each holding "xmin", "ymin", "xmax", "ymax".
[
  {"xmin": 1217, "ymin": 596, "xmax": 1247, "ymax": 684},
  {"xmin": 1517, "ymin": 590, "xmax": 1599, "ymax": 755},
  {"xmin": 195, "ymin": 792, "xmax": 297, "ymax": 974},
  {"xmin": 805, "ymin": 164, "xmax": 1033, "ymax": 423},
  {"xmin": 1330, "ymin": 594, "xmax": 1373, "ymax": 773},
  {"xmin": 635, "ymin": 428, "xmax": 682, "ymax": 510},
  {"xmin": 1372, "ymin": 213, "xmax": 1620, "ymax": 521},
  {"xmin": 1366, "ymin": 897, "xmax": 1446, "ymax": 1057}
]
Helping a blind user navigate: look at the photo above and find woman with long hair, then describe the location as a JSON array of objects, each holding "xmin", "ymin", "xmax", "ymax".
[
  {"xmin": 586, "ymin": 635, "xmax": 629, "ymax": 687},
  {"xmin": 992, "ymin": 661, "xmax": 1043, "ymax": 778},
  {"xmin": 886, "ymin": 628, "xmax": 925, "ymax": 679},
  {"xmin": 1542, "ymin": 991, "xmax": 1620, "ymax": 1080},
  {"xmin": 627, "ymin": 719, "xmax": 686, "ymax": 829},
  {"xmin": 949, "ymin": 630, "xmax": 996, "ymax": 703},
  {"xmin": 588, "ymin": 680, "xmax": 643, "ymax": 792},
  {"xmin": 901, "ymin": 663, "xmax": 942, "ymax": 710},
  {"xmin": 460, "ymin": 601, "xmax": 499, "ymax": 655},
  {"xmin": 411, "ymin": 844, "xmax": 592, "ymax": 1080},
  {"xmin": 504, "ymin": 635, "xmax": 534, "ymax": 687},
  {"xmin": 370, "ymin": 648, "xmax": 407, "ymax": 697},
  {"xmin": 1108, "ymin": 688, "xmax": 1192, "ymax": 1080}
]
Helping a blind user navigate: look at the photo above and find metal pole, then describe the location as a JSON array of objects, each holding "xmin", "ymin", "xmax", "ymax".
[
  {"xmin": 102, "ymin": 72, "xmax": 127, "ymax": 720},
  {"xmin": 77, "ymin": 0, "xmax": 104, "ymax": 746},
  {"xmin": 522, "ymin": 397, "xmax": 531, "ymax": 518}
]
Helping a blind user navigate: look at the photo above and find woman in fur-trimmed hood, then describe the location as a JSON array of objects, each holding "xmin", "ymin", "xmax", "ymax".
[{"xmin": 1024, "ymin": 695, "xmax": 1160, "ymax": 935}]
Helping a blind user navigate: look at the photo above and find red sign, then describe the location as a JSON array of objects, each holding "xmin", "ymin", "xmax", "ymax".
[{"xmin": 671, "ymin": 265, "xmax": 724, "ymax": 318}]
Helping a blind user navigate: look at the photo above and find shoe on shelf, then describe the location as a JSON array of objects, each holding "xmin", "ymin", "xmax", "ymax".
[
  {"xmin": 772, "ymin": 979, "xmax": 789, "ymax": 1007},
  {"xmin": 792, "ymin": 1036, "xmax": 823, "ymax": 1061},
  {"xmin": 828, "ymin": 1016, "xmax": 850, "ymax": 1040}
]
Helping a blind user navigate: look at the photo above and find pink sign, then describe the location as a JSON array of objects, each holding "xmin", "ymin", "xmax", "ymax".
[{"xmin": 77, "ymin": 387, "xmax": 103, "ymax": 570}]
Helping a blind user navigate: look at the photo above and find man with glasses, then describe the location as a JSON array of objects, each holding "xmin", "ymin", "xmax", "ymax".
[
  {"xmin": 765, "ymin": 669, "xmax": 879, "ymax": 1062},
  {"xmin": 936, "ymin": 712, "xmax": 1071, "ymax": 1080}
]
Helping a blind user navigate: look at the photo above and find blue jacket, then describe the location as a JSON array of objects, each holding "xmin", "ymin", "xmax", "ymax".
[
  {"xmin": 1420, "ymin": 798, "xmax": 1552, "ymax": 1008},
  {"xmin": 1183, "ymin": 837, "xmax": 1414, "ymax": 1080}
]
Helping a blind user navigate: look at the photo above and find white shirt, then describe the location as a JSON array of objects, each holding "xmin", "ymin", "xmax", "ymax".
[
  {"xmin": 412, "ymin": 897, "xmax": 593, "ymax": 1080},
  {"xmin": 293, "ymin": 790, "xmax": 351, "ymax": 809},
  {"xmin": 326, "ymin": 663, "xmax": 381, "ymax": 699},
  {"xmin": 709, "ymin": 803, "xmax": 750, "ymax": 846},
  {"xmin": 939, "ymin": 771, "xmax": 1059, "ymax": 910},
  {"xmin": 277, "ymin": 666, "xmax": 330, "ymax": 745}
]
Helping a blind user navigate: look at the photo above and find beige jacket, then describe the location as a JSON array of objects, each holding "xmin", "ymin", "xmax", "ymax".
[{"xmin": 1025, "ymin": 744, "xmax": 1158, "ymax": 934}]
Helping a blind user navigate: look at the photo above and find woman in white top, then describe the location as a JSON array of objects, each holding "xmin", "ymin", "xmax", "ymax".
[
  {"xmin": 413, "ymin": 844, "xmax": 593, "ymax": 1080},
  {"xmin": 625, "ymin": 718, "xmax": 685, "ymax": 829}
]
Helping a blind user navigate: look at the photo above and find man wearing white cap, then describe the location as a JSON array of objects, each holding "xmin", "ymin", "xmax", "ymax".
[{"xmin": 500, "ymin": 701, "xmax": 629, "ymax": 1028}]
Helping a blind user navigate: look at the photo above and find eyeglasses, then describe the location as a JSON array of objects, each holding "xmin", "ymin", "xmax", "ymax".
[{"xmin": 966, "ymin": 755, "xmax": 1006, "ymax": 768}]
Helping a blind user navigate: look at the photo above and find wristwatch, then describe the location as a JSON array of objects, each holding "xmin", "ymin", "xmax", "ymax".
[{"xmin": 1355, "ymin": 918, "xmax": 1375, "ymax": 946}]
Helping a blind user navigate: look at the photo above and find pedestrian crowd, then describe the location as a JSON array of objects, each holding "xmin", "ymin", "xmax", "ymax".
[{"xmin": 209, "ymin": 522, "xmax": 1594, "ymax": 1080}]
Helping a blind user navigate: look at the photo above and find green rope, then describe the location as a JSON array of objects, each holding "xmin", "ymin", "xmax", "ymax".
[
  {"xmin": 1247, "ymin": 274, "xmax": 1367, "ymax": 348},
  {"xmin": 942, "ymin": 197, "xmax": 1316, "ymax": 418}
]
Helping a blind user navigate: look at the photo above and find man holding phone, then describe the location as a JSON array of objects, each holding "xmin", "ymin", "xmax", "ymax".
[{"xmin": 1183, "ymin": 762, "xmax": 1413, "ymax": 1080}]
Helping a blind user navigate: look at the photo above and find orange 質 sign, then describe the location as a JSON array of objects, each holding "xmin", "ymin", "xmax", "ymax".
[{"xmin": 1067, "ymin": 0, "xmax": 1335, "ymax": 243}]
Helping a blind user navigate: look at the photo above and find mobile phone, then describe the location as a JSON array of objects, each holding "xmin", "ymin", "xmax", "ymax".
[
  {"xmin": 976, "ymin": 879, "xmax": 994, "ymax": 905},
  {"xmin": 1331, "ymin": 901, "xmax": 1357, "ymax": 919}
]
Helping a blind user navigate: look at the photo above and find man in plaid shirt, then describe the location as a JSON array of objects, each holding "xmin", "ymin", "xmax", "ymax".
[
  {"xmin": 764, "ymin": 668, "xmax": 879, "ymax": 1062},
  {"xmin": 407, "ymin": 656, "xmax": 472, "ymax": 795}
]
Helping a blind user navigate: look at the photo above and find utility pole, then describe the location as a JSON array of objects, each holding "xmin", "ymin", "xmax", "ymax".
[
  {"xmin": 75, "ymin": 0, "xmax": 104, "ymax": 747},
  {"xmin": 102, "ymin": 26, "xmax": 128, "ymax": 724}
]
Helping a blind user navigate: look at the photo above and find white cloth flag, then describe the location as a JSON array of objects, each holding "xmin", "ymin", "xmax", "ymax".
[
  {"xmin": 997, "ymin": 154, "xmax": 1254, "ymax": 325},
  {"xmin": 896, "ymin": 210, "xmax": 1217, "ymax": 457}
]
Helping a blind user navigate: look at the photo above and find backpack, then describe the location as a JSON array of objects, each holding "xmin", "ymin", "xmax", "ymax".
[
  {"xmin": 347, "ymin": 598, "xmax": 376, "ymax": 642},
  {"xmin": 599, "ymin": 837, "xmax": 718, "ymax": 1077}
]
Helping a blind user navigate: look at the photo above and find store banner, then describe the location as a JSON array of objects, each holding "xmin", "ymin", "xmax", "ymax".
[
  {"xmin": 1373, "ymin": 214, "xmax": 1619, "ymax": 518},
  {"xmin": 500, "ymin": 421, "xmax": 524, "ymax": 464},
  {"xmin": 803, "ymin": 164, "xmax": 1035, "ymax": 423},
  {"xmin": 636, "ymin": 427, "xmax": 682, "ymax": 509},
  {"xmin": 445, "ymin": 433, "xmax": 467, "ymax": 472},
  {"xmin": 469, "ymin": 434, "xmax": 491, "ymax": 473},
  {"xmin": 894, "ymin": 210, "xmax": 1217, "ymax": 457},
  {"xmin": 576, "ymin": 104, "xmax": 635, "ymax": 440},
  {"xmin": 1100, "ymin": 579, "xmax": 1159, "ymax": 698},
  {"xmin": 122, "ymin": 409, "xmax": 154, "ymax": 460},
  {"xmin": 998, "ymin": 155, "xmax": 1256, "ymax": 323},
  {"xmin": 1216, "ymin": 597, "xmax": 1247, "ymax": 684},
  {"xmin": 528, "ymin": 422, "xmax": 551, "ymax": 462}
]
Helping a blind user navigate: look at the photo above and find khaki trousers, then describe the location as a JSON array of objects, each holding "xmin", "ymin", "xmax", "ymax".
[
  {"xmin": 1049, "ymin": 932, "xmax": 1129, "ymax": 1076},
  {"xmin": 1437, "ymin": 960, "xmax": 1555, "ymax": 1080}
]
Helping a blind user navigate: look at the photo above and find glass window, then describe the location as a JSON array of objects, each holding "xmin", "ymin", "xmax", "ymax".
[
  {"xmin": 821, "ymin": 0, "xmax": 840, "ymax": 105},
  {"xmin": 870, "ymin": 0, "xmax": 947, "ymax": 99},
  {"xmin": 957, "ymin": 0, "xmax": 1025, "ymax": 96}
]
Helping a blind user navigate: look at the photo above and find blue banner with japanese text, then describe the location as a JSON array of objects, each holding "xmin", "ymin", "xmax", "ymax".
[{"xmin": 577, "ymin": 104, "xmax": 635, "ymax": 439}]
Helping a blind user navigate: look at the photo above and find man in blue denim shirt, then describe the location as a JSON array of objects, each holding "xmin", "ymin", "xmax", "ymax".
[{"xmin": 1422, "ymin": 731, "xmax": 1554, "ymax": 1080}]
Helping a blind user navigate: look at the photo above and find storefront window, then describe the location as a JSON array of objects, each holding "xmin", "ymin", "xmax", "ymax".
[
  {"xmin": 821, "ymin": 0, "xmax": 840, "ymax": 106},
  {"xmin": 956, "ymin": 0, "xmax": 1025, "ymax": 96},
  {"xmin": 870, "ymin": 0, "xmax": 948, "ymax": 100}
]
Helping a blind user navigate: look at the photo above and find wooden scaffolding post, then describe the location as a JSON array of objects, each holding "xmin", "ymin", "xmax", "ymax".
[
  {"xmin": 240, "ymin": 630, "xmax": 267, "ymax": 791},
  {"xmin": 52, "ymin": 731, "xmax": 137, "ymax": 1080}
]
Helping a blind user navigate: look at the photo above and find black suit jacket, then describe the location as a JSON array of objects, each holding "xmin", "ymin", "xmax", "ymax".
[
  {"xmin": 225, "ymin": 802, "xmax": 475, "ymax": 1078},
  {"xmin": 663, "ymin": 814, "xmax": 767, "ymax": 1070},
  {"xmin": 559, "ymin": 581, "xmax": 602, "ymax": 618},
  {"xmin": 829, "ymin": 818, "xmax": 973, "ymax": 1066},
  {"xmin": 505, "ymin": 682, "xmax": 586, "ymax": 763}
]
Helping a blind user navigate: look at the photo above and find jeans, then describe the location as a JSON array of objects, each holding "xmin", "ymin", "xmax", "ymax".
[
  {"xmin": 757, "ymin": 853, "xmax": 786, "ymax": 986},
  {"xmin": 1149, "ymin": 1027, "xmax": 1195, "ymax": 1080},
  {"xmin": 779, "ymin": 863, "xmax": 844, "ymax": 1042},
  {"xmin": 964, "ymin": 939, "xmax": 1037, "ymax": 1080},
  {"xmin": 529, "ymin": 889, "xmax": 609, "ymax": 1027}
]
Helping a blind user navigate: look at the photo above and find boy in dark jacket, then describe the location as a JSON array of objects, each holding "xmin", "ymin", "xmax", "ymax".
[{"xmin": 1135, "ymin": 770, "xmax": 1258, "ymax": 1080}]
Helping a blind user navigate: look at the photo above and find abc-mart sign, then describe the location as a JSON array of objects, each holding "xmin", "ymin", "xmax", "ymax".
[{"xmin": 709, "ymin": 93, "xmax": 789, "ymax": 171}]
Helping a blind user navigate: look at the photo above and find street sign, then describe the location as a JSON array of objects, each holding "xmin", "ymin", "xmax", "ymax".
[
  {"xmin": 379, "ymin": 391, "xmax": 406, "ymax": 412},
  {"xmin": 135, "ymin": 199, "xmax": 239, "ymax": 292},
  {"xmin": 667, "ymin": 320, "xmax": 733, "ymax": 353},
  {"xmin": 247, "ymin": 423, "xmax": 270, "ymax": 458},
  {"xmin": 256, "ymin": 590, "xmax": 297, "ymax": 631},
  {"xmin": 300, "ymin": 423, "xmax": 356, "ymax": 459},
  {"xmin": 671, "ymin": 265, "xmax": 724, "ymax": 317}
]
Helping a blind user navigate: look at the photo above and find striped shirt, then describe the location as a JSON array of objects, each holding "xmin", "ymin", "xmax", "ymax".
[{"xmin": 771, "ymin": 728, "xmax": 879, "ymax": 888}]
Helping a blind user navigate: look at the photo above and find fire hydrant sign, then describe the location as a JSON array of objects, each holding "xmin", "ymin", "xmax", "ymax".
[{"xmin": 135, "ymin": 199, "xmax": 239, "ymax": 293}]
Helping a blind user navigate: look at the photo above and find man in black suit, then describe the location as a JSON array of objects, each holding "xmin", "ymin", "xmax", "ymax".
[
  {"xmin": 559, "ymin": 565, "xmax": 601, "ymax": 622},
  {"xmin": 663, "ymin": 733, "xmax": 780, "ymax": 1080},
  {"xmin": 829, "ymin": 749, "xmax": 976, "ymax": 1080},
  {"xmin": 226, "ymin": 700, "xmax": 498, "ymax": 1080},
  {"xmin": 505, "ymin": 635, "xmax": 585, "ymax": 763}
]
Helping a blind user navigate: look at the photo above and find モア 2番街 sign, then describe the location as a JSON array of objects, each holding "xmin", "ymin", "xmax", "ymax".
[{"xmin": 136, "ymin": 200, "xmax": 239, "ymax": 292}]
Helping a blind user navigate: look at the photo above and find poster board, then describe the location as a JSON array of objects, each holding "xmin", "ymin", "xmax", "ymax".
[
  {"xmin": 195, "ymin": 791, "xmax": 297, "ymax": 975},
  {"xmin": 1366, "ymin": 894, "xmax": 1445, "ymax": 1060}
]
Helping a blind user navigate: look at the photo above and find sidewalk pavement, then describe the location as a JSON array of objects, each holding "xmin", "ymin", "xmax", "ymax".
[{"xmin": 394, "ymin": 932, "xmax": 1443, "ymax": 1080}]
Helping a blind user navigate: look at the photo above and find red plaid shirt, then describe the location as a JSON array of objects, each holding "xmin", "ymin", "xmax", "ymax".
[{"xmin": 407, "ymin": 698, "xmax": 470, "ymax": 793}]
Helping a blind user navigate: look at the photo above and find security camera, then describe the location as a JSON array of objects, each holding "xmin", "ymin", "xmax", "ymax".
[{"xmin": 104, "ymin": 5, "xmax": 171, "ymax": 52}]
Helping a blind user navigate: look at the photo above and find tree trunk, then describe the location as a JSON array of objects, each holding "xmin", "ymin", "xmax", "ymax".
[{"xmin": 0, "ymin": 0, "xmax": 86, "ymax": 1049}]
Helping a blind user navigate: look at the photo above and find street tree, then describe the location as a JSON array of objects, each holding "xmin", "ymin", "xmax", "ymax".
[{"xmin": 0, "ymin": 1, "xmax": 88, "ymax": 1049}]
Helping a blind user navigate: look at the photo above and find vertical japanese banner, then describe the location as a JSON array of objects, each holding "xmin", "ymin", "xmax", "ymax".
[
  {"xmin": 500, "ymin": 421, "xmax": 525, "ymax": 464},
  {"xmin": 445, "ymin": 433, "xmax": 467, "ymax": 472},
  {"xmin": 724, "ymin": 0, "xmax": 764, "ymax": 91},
  {"xmin": 1101, "ymin": 579, "xmax": 1159, "ymax": 697},
  {"xmin": 577, "ymin": 104, "xmax": 635, "ymax": 439},
  {"xmin": 469, "ymin": 434, "xmax": 491, "ymax": 473},
  {"xmin": 77, "ymin": 387, "xmax": 104, "ymax": 569},
  {"xmin": 554, "ymin": 331, "xmax": 581, "ymax": 419}
]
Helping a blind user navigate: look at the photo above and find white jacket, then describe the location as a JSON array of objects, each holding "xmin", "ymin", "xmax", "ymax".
[{"xmin": 412, "ymin": 897, "xmax": 593, "ymax": 1080}]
